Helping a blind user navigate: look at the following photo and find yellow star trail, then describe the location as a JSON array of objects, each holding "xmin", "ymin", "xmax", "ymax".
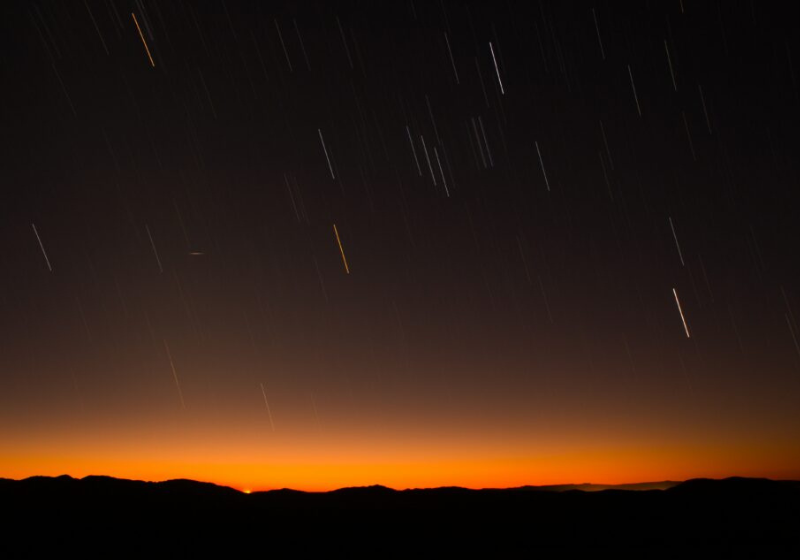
[{"xmin": 333, "ymin": 223, "xmax": 349, "ymax": 274}]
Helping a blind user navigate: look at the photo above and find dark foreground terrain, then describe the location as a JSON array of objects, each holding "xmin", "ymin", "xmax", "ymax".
[{"xmin": 2, "ymin": 475, "xmax": 799, "ymax": 554}]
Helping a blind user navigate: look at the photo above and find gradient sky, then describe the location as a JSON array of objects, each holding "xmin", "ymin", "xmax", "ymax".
[{"xmin": 1, "ymin": 0, "xmax": 799, "ymax": 492}]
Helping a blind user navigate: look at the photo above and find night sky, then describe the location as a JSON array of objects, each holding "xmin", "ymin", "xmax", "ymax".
[{"xmin": 2, "ymin": 0, "xmax": 800, "ymax": 491}]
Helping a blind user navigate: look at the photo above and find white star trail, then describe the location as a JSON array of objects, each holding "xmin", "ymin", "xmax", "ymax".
[
  {"xmin": 489, "ymin": 42, "xmax": 504, "ymax": 95},
  {"xmin": 318, "ymin": 129, "xmax": 336, "ymax": 180},
  {"xmin": 260, "ymin": 383, "xmax": 275, "ymax": 431},
  {"xmin": 31, "ymin": 223, "xmax": 52, "ymax": 272},
  {"xmin": 673, "ymin": 288, "xmax": 691, "ymax": 338}
]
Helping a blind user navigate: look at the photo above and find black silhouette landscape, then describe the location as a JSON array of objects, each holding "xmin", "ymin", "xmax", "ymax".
[{"xmin": 3, "ymin": 475, "xmax": 799, "ymax": 552}]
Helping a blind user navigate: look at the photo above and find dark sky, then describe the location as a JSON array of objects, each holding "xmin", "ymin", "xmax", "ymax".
[{"xmin": 1, "ymin": 0, "xmax": 799, "ymax": 490}]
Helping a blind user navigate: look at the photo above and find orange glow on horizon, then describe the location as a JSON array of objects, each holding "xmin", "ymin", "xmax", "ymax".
[
  {"xmin": 3, "ymin": 438, "xmax": 798, "ymax": 492},
  {"xmin": 3, "ymin": 361, "xmax": 798, "ymax": 493}
]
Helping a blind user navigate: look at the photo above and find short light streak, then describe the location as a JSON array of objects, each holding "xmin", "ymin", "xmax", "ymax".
[
  {"xmin": 163, "ymin": 339, "xmax": 185, "ymax": 409},
  {"xmin": 132, "ymin": 13, "xmax": 155, "ymax": 67},
  {"xmin": 318, "ymin": 129, "xmax": 335, "ymax": 180},
  {"xmin": 333, "ymin": 223, "xmax": 349, "ymax": 274},
  {"xmin": 434, "ymin": 147, "xmax": 450, "ymax": 197},
  {"xmin": 32, "ymin": 223, "xmax": 52, "ymax": 272},
  {"xmin": 591, "ymin": 8, "xmax": 605, "ymax": 60},
  {"xmin": 145, "ymin": 224, "xmax": 163, "ymax": 273},
  {"xmin": 420, "ymin": 135, "xmax": 437, "ymax": 185},
  {"xmin": 628, "ymin": 65, "xmax": 641, "ymax": 116},
  {"xmin": 665, "ymin": 40, "xmax": 677, "ymax": 91},
  {"xmin": 673, "ymin": 288, "xmax": 691, "ymax": 338},
  {"xmin": 535, "ymin": 141, "xmax": 551, "ymax": 192},
  {"xmin": 444, "ymin": 32, "xmax": 459, "ymax": 84},
  {"xmin": 406, "ymin": 125, "xmax": 422, "ymax": 176},
  {"xmin": 668, "ymin": 217, "xmax": 685, "ymax": 266},
  {"xmin": 489, "ymin": 41, "xmax": 505, "ymax": 94},
  {"xmin": 260, "ymin": 382, "xmax": 275, "ymax": 431}
]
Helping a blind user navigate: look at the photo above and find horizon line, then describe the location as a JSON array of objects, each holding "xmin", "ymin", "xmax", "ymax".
[{"xmin": 5, "ymin": 473, "xmax": 794, "ymax": 494}]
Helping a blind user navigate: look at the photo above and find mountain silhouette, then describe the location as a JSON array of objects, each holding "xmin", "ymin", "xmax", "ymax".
[{"xmin": 2, "ymin": 475, "xmax": 798, "ymax": 553}]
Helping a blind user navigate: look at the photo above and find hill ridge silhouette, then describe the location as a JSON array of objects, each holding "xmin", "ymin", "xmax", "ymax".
[
  {"xmin": 2, "ymin": 473, "xmax": 798, "ymax": 551},
  {"xmin": 4, "ymin": 473, "xmax": 800, "ymax": 493}
]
